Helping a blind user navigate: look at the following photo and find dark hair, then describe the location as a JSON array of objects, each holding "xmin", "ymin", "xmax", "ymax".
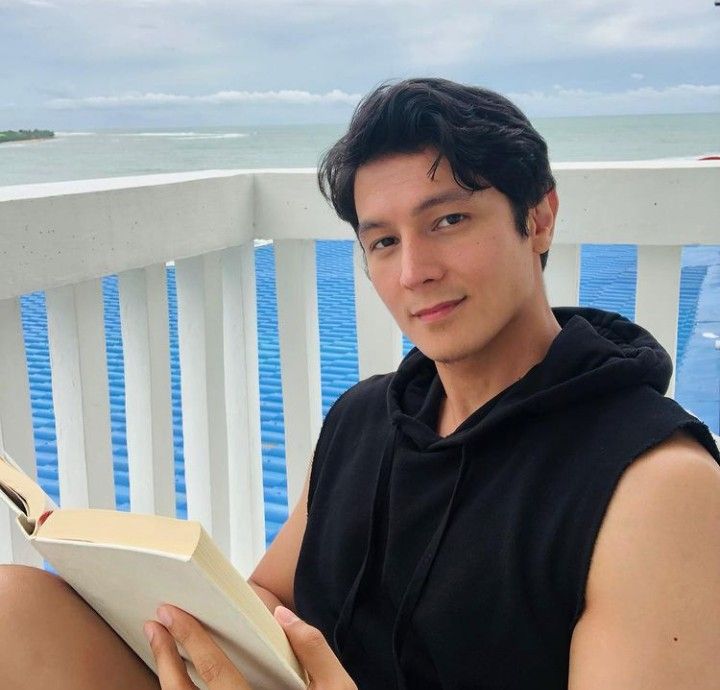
[{"xmin": 318, "ymin": 78, "xmax": 556, "ymax": 269}]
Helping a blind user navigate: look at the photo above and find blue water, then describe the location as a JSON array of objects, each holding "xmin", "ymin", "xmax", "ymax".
[
  {"xmin": 20, "ymin": 241, "xmax": 719, "ymax": 544},
  {"xmin": 3, "ymin": 116, "xmax": 720, "ymax": 188}
]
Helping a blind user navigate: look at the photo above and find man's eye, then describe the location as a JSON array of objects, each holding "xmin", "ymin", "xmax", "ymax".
[
  {"xmin": 371, "ymin": 236, "xmax": 397, "ymax": 251},
  {"xmin": 437, "ymin": 213, "xmax": 466, "ymax": 228}
]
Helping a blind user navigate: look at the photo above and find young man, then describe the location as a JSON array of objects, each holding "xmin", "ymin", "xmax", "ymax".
[
  {"xmin": 254, "ymin": 79, "xmax": 720, "ymax": 689},
  {"xmin": 1, "ymin": 78, "xmax": 719, "ymax": 690}
]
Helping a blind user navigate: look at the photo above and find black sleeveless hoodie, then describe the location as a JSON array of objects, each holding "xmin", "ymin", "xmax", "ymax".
[{"xmin": 294, "ymin": 307, "xmax": 720, "ymax": 690}]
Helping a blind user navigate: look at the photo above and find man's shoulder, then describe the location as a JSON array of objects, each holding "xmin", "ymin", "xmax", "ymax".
[
  {"xmin": 631, "ymin": 428, "xmax": 719, "ymax": 473},
  {"xmin": 326, "ymin": 371, "xmax": 396, "ymax": 419},
  {"xmin": 309, "ymin": 373, "xmax": 397, "ymax": 497},
  {"xmin": 613, "ymin": 430, "xmax": 719, "ymax": 515},
  {"xmin": 585, "ymin": 429, "xmax": 720, "ymax": 605}
]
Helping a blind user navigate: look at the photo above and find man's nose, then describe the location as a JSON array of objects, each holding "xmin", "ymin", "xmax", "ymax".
[{"xmin": 399, "ymin": 236, "xmax": 444, "ymax": 289}]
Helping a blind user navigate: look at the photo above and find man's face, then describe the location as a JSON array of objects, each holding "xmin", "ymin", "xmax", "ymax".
[{"xmin": 354, "ymin": 149, "xmax": 554, "ymax": 365}]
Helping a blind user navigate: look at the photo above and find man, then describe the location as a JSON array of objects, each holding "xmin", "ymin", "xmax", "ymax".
[
  {"xmin": 255, "ymin": 79, "xmax": 720, "ymax": 688},
  {"xmin": 1, "ymin": 78, "xmax": 718, "ymax": 690}
]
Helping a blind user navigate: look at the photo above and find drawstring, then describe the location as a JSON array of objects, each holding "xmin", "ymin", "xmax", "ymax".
[
  {"xmin": 332, "ymin": 426, "xmax": 398, "ymax": 656},
  {"xmin": 391, "ymin": 445, "xmax": 471, "ymax": 690},
  {"xmin": 332, "ymin": 432, "xmax": 471, "ymax": 690}
]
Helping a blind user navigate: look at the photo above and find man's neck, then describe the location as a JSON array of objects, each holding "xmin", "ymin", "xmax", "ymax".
[{"xmin": 435, "ymin": 304, "xmax": 561, "ymax": 437}]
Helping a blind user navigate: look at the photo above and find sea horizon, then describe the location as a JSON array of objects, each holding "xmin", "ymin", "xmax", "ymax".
[
  {"xmin": 48, "ymin": 109, "xmax": 720, "ymax": 130},
  {"xmin": 1, "ymin": 112, "xmax": 719, "ymax": 188}
]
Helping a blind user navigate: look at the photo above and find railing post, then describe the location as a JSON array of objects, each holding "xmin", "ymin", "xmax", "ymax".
[
  {"xmin": 175, "ymin": 253, "xmax": 230, "ymax": 553},
  {"xmin": 353, "ymin": 243, "xmax": 403, "ymax": 378},
  {"xmin": 274, "ymin": 239, "xmax": 322, "ymax": 509},
  {"xmin": 221, "ymin": 244, "xmax": 265, "ymax": 573},
  {"xmin": 0, "ymin": 297, "xmax": 40, "ymax": 565},
  {"xmin": 118, "ymin": 265, "xmax": 175, "ymax": 517},
  {"xmin": 635, "ymin": 245, "xmax": 682, "ymax": 397},
  {"xmin": 545, "ymin": 243, "xmax": 581, "ymax": 307},
  {"xmin": 45, "ymin": 280, "xmax": 115, "ymax": 509}
]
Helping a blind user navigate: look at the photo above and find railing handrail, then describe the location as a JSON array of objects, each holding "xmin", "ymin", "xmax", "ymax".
[{"xmin": 1, "ymin": 162, "xmax": 719, "ymax": 301}]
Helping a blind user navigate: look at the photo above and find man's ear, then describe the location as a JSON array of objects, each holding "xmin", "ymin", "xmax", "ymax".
[{"xmin": 528, "ymin": 188, "xmax": 558, "ymax": 255}]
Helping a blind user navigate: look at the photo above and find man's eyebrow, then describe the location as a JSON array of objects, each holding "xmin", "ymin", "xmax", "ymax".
[
  {"xmin": 357, "ymin": 219, "xmax": 385, "ymax": 235},
  {"xmin": 357, "ymin": 188, "xmax": 474, "ymax": 234},
  {"xmin": 411, "ymin": 188, "xmax": 473, "ymax": 216}
]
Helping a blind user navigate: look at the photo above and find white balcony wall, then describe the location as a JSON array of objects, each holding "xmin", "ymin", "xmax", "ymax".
[{"xmin": 1, "ymin": 161, "xmax": 718, "ymax": 568}]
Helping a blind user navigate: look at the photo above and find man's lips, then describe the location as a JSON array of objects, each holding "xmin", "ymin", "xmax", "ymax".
[{"xmin": 412, "ymin": 298, "xmax": 466, "ymax": 321}]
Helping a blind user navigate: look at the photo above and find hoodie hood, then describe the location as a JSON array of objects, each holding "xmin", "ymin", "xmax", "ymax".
[{"xmin": 387, "ymin": 307, "xmax": 673, "ymax": 451}]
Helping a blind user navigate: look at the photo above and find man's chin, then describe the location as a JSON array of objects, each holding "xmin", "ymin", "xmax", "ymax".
[{"xmin": 415, "ymin": 343, "xmax": 473, "ymax": 366}]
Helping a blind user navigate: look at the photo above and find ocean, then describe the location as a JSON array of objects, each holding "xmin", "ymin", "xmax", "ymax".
[
  {"xmin": 0, "ymin": 113, "xmax": 719, "ymax": 187},
  {"xmin": 2, "ymin": 113, "xmax": 719, "ymax": 540}
]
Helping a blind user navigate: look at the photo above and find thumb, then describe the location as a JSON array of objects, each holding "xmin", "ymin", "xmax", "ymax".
[{"xmin": 274, "ymin": 606, "xmax": 356, "ymax": 688}]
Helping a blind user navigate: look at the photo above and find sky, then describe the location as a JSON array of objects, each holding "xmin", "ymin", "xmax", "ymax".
[{"xmin": 1, "ymin": 0, "xmax": 719, "ymax": 129}]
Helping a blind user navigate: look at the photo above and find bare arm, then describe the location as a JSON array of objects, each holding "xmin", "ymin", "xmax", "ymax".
[
  {"xmin": 569, "ymin": 432, "xmax": 720, "ymax": 689},
  {"xmin": 248, "ymin": 473, "xmax": 310, "ymax": 613}
]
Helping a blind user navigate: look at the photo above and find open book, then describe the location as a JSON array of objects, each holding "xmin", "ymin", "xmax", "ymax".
[{"xmin": 0, "ymin": 451, "xmax": 307, "ymax": 690}]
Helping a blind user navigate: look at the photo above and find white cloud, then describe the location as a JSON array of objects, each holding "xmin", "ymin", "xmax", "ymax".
[
  {"xmin": 391, "ymin": 0, "xmax": 720, "ymax": 66},
  {"xmin": 399, "ymin": 13, "xmax": 493, "ymax": 67},
  {"xmin": 10, "ymin": 0, "xmax": 720, "ymax": 63},
  {"xmin": 509, "ymin": 83, "xmax": 720, "ymax": 116},
  {"xmin": 198, "ymin": 89, "xmax": 360, "ymax": 105},
  {"xmin": 4, "ymin": 0, "xmax": 719, "ymax": 125},
  {"xmin": 44, "ymin": 83, "xmax": 720, "ymax": 118},
  {"xmin": 584, "ymin": 4, "xmax": 708, "ymax": 52},
  {"xmin": 45, "ymin": 88, "xmax": 362, "ymax": 109}
]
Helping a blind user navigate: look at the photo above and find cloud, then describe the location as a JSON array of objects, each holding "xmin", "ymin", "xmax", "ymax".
[
  {"xmin": 4, "ymin": 0, "xmax": 719, "ymax": 126},
  {"xmin": 8, "ymin": 0, "xmax": 719, "ymax": 65},
  {"xmin": 200, "ymin": 89, "xmax": 360, "ymax": 105},
  {"xmin": 398, "ymin": 13, "xmax": 493, "ymax": 67},
  {"xmin": 509, "ymin": 83, "xmax": 720, "ymax": 116},
  {"xmin": 580, "ymin": 5, "xmax": 709, "ymax": 51},
  {"xmin": 44, "ymin": 83, "xmax": 720, "ymax": 118},
  {"xmin": 45, "ymin": 88, "xmax": 361, "ymax": 109},
  {"xmin": 388, "ymin": 0, "xmax": 718, "ymax": 65}
]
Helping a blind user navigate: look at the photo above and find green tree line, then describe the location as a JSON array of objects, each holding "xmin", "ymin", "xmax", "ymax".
[{"xmin": 0, "ymin": 129, "xmax": 55, "ymax": 143}]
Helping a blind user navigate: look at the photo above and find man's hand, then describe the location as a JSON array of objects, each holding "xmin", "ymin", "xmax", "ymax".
[
  {"xmin": 273, "ymin": 606, "xmax": 357, "ymax": 689},
  {"xmin": 145, "ymin": 604, "xmax": 357, "ymax": 690}
]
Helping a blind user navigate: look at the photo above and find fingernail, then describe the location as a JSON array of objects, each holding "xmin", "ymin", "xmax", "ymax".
[
  {"xmin": 156, "ymin": 606, "xmax": 172, "ymax": 627},
  {"xmin": 144, "ymin": 622, "xmax": 155, "ymax": 643},
  {"xmin": 274, "ymin": 606, "xmax": 299, "ymax": 625}
]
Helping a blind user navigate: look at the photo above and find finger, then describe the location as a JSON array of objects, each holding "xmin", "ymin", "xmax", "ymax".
[
  {"xmin": 156, "ymin": 605, "xmax": 252, "ymax": 690},
  {"xmin": 274, "ymin": 606, "xmax": 356, "ymax": 688},
  {"xmin": 145, "ymin": 620, "xmax": 198, "ymax": 690}
]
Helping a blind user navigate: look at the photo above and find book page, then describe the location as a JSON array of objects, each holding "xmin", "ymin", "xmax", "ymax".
[
  {"xmin": 0, "ymin": 451, "xmax": 51, "ymax": 527},
  {"xmin": 38, "ymin": 509, "xmax": 201, "ymax": 557}
]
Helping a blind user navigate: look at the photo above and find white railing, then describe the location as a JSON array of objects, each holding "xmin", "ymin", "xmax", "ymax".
[{"xmin": 1, "ymin": 162, "xmax": 719, "ymax": 573}]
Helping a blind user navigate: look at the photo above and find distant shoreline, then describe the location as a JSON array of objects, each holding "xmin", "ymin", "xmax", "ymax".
[{"xmin": 0, "ymin": 129, "xmax": 55, "ymax": 144}]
